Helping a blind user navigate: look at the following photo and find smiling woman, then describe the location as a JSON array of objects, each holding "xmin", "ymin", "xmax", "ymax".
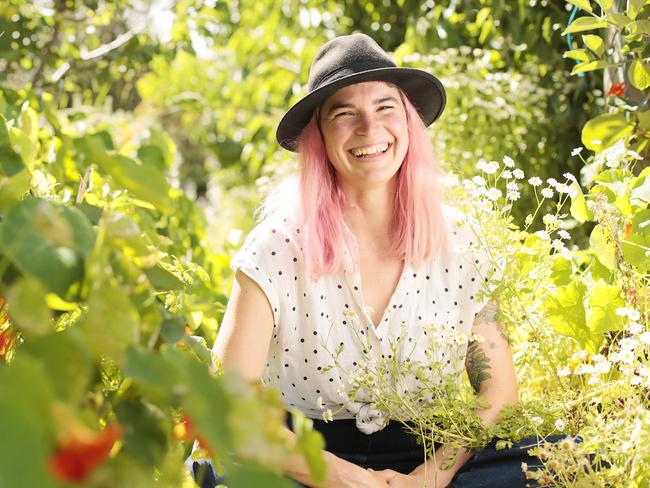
[{"xmin": 188, "ymin": 33, "xmax": 561, "ymax": 488}]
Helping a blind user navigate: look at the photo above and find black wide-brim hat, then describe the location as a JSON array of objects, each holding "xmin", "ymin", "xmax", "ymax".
[{"xmin": 276, "ymin": 33, "xmax": 446, "ymax": 152}]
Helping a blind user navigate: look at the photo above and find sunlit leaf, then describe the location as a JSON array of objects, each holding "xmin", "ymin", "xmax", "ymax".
[
  {"xmin": 628, "ymin": 59, "xmax": 650, "ymax": 91},
  {"xmin": 563, "ymin": 17, "xmax": 608, "ymax": 35},
  {"xmin": 581, "ymin": 113, "xmax": 634, "ymax": 152},
  {"xmin": 7, "ymin": 277, "xmax": 52, "ymax": 335},
  {"xmin": 587, "ymin": 280, "xmax": 625, "ymax": 334}
]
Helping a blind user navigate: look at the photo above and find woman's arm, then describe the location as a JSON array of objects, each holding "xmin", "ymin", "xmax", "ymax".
[
  {"xmin": 406, "ymin": 300, "xmax": 518, "ymax": 487},
  {"xmin": 213, "ymin": 270, "xmax": 390, "ymax": 488}
]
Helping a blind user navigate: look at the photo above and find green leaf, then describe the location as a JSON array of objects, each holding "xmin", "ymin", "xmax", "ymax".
[
  {"xmin": 0, "ymin": 114, "xmax": 26, "ymax": 177},
  {"xmin": 0, "ymin": 167, "xmax": 31, "ymax": 211},
  {"xmin": 23, "ymin": 329, "xmax": 93, "ymax": 403},
  {"xmin": 630, "ymin": 174, "xmax": 650, "ymax": 206},
  {"xmin": 543, "ymin": 281, "xmax": 601, "ymax": 353},
  {"xmin": 621, "ymin": 209, "xmax": 650, "ymax": 272},
  {"xmin": 289, "ymin": 409, "xmax": 327, "ymax": 485},
  {"xmin": 569, "ymin": 182, "xmax": 593, "ymax": 223},
  {"xmin": 563, "ymin": 49, "xmax": 591, "ymax": 62},
  {"xmin": 587, "ymin": 280, "xmax": 625, "ymax": 333},
  {"xmin": 114, "ymin": 397, "xmax": 169, "ymax": 466},
  {"xmin": 85, "ymin": 134, "xmax": 172, "ymax": 212},
  {"xmin": 79, "ymin": 283, "xmax": 140, "ymax": 362},
  {"xmin": 571, "ymin": 59, "xmax": 609, "ymax": 75},
  {"xmin": 590, "ymin": 224, "xmax": 617, "ymax": 270},
  {"xmin": 581, "ymin": 113, "xmax": 634, "ymax": 152},
  {"xmin": 0, "ymin": 198, "xmax": 96, "ymax": 297},
  {"xmin": 9, "ymin": 127, "xmax": 38, "ymax": 168},
  {"xmin": 227, "ymin": 463, "xmax": 297, "ymax": 488},
  {"xmin": 628, "ymin": 59, "xmax": 650, "ymax": 90},
  {"xmin": 7, "ymin": 277, "xmax": 51, "ymax": 335},
  {"xmin": 628, "ymin": 0, "xmax": 646, "ymax": 19},
  {"xmin": 563, "ymin": 16, "xmax": 608, "ymax": 35},
  {"xmin": 582, "ymin": 34, "xmax": 605, "ymax": 56},
  {"xmin": 595, "ymin": 0, "xmax": 613, "ymax": 11},
  {"xmin": 124, "ymin": 346, "xmax": 183, "ymax": 406},
  {"xmin": 0, "ymin": 355, "xmax": 57, "ymax": 488},
  {"xmin": 607, "ymin": 12, "xmax": 632, "ymax": 27},
  {"xmin": 144, "ymin": 265, "xmax": 185, "ymax": 291},
  {"xmin": 567, "ymin": 0, "xmax": 593, "ymax": 13},
  {"xmin": 627, "ymin": 20, "xmax": 650, "ymax": 36}
]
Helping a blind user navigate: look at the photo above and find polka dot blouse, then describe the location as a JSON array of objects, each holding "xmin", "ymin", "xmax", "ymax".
[{"xmin": 229, "ymin": 205, "xmax": 498, "ymax": 434}]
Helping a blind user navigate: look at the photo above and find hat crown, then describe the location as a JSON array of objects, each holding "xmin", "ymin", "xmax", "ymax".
[{"xmin": 307, "ymin": 34, "xmax": 396, "ymax": 92}]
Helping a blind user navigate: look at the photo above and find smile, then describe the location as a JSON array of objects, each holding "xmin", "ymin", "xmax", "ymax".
[{"xmin": 348, "ymin": 142, "xmax": 391, "ymax": 158}]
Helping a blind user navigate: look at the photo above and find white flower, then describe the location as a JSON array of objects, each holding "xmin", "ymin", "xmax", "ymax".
[
  {"xmin": 506, "ymin": 190, "xmax": 520, "ymax": 201},
  {"xmin": 557, "ymin": 368, "xmax": 571, "ymax": 377},
  {"xmin": 502, "ymin": 170, "xmax": 513, "ymax": 179},
  {"xmin": 593, "ymin": 360, "xmax": 611, "ymax": 374},
  {"xmin": 541, "ymin": 188, "xmax": 554, "ymax": 199},
  {"xmin": 478, "ymin": 160, "xmax": 499, "ymax": 174},
  {"xmin": 575, "ymin": 363, "xmax": 595, "ymax": 375},
  {"xmin": 531, "ymin": 416, "xmax": 544, "ymax": 426},
  {"xmin": 551, "ymin": 239, "xmax": 565, "ymax": 251},
  {"xmin": 620, "ymin": 338, "xmax": 639, "ymax": 351},
  {"xmin": 547, "ymin": 178, "xmax": 558, "ymax": 188},
  {"xmin": 554, "ymin": 419, "xmax": 566, "ymax": 431},
  {"xmin": 506, "ymin": 181, "xmax": 519, "ymax": 191},
  {"xmin": 639, "ymin": 332, "xmax": 650, "ymax": 344},
  {"xmin": 472, "ymin": 175, "xmax": 487, "ymax": 187},
  {"xmin": 317, "ymin": 396, "xmax": 324, "ymax": 409},
  {"xmin": 486, "ymin": 188, "xmax": 502, "ymax": 201},
  {"xmin": 556, "ymin": 183, "xmax": 570, "ymax": 194},
  {"xmin": 630, "ymin": 375, "xmax": 642, "ymax": 386},
  {"xmin": 528, "ymin": 177, "xmax": 543, "ymax": 187},
  {"xmin": 619, "ymin": 349, "xmax": 635, "ymax": 364},
  {"xmin": 535, "ymin": 230, "xmax": 551, "ymax": 240},
  {"xmin": 455, "ymin": 334, "xmax": 469, "ymax": 345},
  {"xmin": 513, "ymin": 169, "xmax": 524, "ymax": 179},
  {"xmin": 503, "ymin": 156, "xmax": 515, "ymax": 168},
  {"xmin": 571, "ymin": 147, "xmax": 583, "ymax": 156},
  {"xmin": 543, "ymin": 214, "xmax": 559, "ymax": 227},
  {"xmin": 322, "ymin": 409, "xmax": 333, "ymax": 422},
  {"xmin": 563, "ymin": 172, "xmax": 577, "ymax": 182},
  {"xmin": 471, "ymin": 333, "xmax": 486, "ymax": 343},
  {"xmin": 558, "ymin": 230, "xmax": 571, "ymax": 240},
  {"xmin": 628, "ymin": 322, "xmax": 644, "ymax": 335},
  {"xmin": 616, "ymin": 308, "xmax": 641, "ymax": 321}
]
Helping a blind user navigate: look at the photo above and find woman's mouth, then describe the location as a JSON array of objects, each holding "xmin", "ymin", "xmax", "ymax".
[{"xmin": 348, "ymin": 142, "xmax": 391, "ymax": 158}]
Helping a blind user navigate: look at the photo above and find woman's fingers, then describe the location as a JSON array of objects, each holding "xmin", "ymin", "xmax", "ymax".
[{"xmin": 368, "ymin": 468, "xmax": 398, "ymax": 481}]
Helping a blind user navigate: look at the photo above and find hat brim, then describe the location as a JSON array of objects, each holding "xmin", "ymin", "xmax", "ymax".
[{"xmin": 276, "ymin": 67, "xmax": 446, "ymax": 152}]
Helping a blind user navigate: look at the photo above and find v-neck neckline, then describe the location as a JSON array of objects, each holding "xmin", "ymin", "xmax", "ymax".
[{"xmin": 342, "ymin": 221, "xmax": 409, "ymax": 331}]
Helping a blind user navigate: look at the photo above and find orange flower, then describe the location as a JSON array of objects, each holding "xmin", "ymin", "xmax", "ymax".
[
  {"xmin": 607, "ymin": 82, "xmax": 625, "ymax": 97},
  {"xmin": 622, "ymin": 221, "xmax": 632, "ymax": 239},
  {"xmin": 0, "ymin": 329, "xmax": 15, "ymax": 360},
  {"xmin": 176, "ymin": 415, "xmax": 213, "ymax": 455},
  {"xmin": 48, "ymin": 424, "xmax": 122, "ymax": 483}
]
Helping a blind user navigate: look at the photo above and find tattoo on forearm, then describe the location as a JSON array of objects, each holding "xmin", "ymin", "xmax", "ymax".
[
  {"xmin": 466, "ymin": 342, "xmax": 491, "ymax": 393},
  {"xmin": 474, "ymin": 301, "xmax": 509, "ymax": 343}
]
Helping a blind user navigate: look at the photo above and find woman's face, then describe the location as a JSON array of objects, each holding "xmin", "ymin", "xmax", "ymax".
[{"xmin": 319, "ymin": 82, "xmax": 409, "ymax": 189}]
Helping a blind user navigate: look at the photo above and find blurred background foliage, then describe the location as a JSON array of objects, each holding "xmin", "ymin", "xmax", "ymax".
[{"xmin": 0, "ymin": 0, "xmax": 647, "ymax": 486}]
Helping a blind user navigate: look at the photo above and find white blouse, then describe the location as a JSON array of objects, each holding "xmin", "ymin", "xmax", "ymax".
[{"xmin": 230, "ymin": 205, "xmax": 497, "ymax": 434}]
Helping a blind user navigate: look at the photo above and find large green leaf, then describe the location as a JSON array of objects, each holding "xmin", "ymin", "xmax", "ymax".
[
  {"xmin": 7, "ymin": 276, "xmax": 52, "ymax": 335},
  {"xmin": 582, "ymin": 34, "xmax": 604, "ymax": 57},
  {"xmin": 22, "ymin": 329, "xmax": 93, "ymax": 403},
  {"xmin": 621, "ymin": 209, "xmax": 650, "ymax": 272},
  {"xmin": 590, "ymin": 224, "xmax": 617, "ymax": 270},
  {"xmin": 543, "ymin": 281, "xmax": 602, "ymax": 353},
  {"xmin": 563, "ymin": 17, "xmax": 608, "ymax": 35},
  {"xmin": 569, "ymin": 182, "xmax": 593, "ymax": 223},
  {"xmin": 0, "ymin": 198, "xmax": 96, "ymax": 297},
  {"xmin": 582, "ymin": 113, "xmax": 634, "ymax": 152},
  {"xmin": 84, "ymin": 134, "xmax": 172, "ymax": 212},
  {"xmin": 628, "ymin": 59, "xmax": 650, "ymax": 91},
  {"xmin": 0, "ymin": 114, "xmax": 26, "ymax": 177},
  {"xmin": 587, "ymin": 280, "xmax": 626, "ymax": 334},
  {"xmin": 0, "ymin": 356, "xmax": 57, "ymax": 488},
  {"xmin": 566, "ymin": 0, "xmax": 593, "ymax": 13}
]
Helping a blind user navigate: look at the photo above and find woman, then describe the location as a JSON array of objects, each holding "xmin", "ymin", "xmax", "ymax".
[{"xmin": 195, "ymin": 34, "xmax": 546, "ymax": 488}]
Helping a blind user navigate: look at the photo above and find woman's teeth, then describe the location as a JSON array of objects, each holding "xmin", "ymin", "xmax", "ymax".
[{"xmin": 350, "ymin": 143, "xmax": 389, "ymax": 157}]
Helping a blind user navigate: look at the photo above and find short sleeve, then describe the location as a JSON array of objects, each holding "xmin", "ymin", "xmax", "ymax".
[
  {"xmin": 230, "ymin": 220, "xmax": 283, "ymax": 325},
  {"xmin": 443, "ymin": 206, "xmax": 503, "ymax": 328}
]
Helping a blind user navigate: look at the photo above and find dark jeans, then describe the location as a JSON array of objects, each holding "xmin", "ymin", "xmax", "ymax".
[{"xmin": 188, "ymin": 415, "xmax": 560, "ymax": 487}]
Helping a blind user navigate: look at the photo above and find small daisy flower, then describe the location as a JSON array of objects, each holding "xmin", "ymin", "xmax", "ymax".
[
  {"xmin": 547, "ymin": 178, "xmax": 558, "ymax": 188},
  {"xmin": 535, "ymin": 230, "xmax": 551, "ymax": 240},
  {"xmin": 571, "ymin": 147, "xmax": 583, "ymax": 156},
  {"xmin": 554, "ymin": 419, "xmax": 566, "ymax": 431},
  {"xmin": 557, "ymin": 368, "xmax": 571, "ymax": 377},
  {"xmin": 502, "ymin": 170, "xmax": 513, "ymax": 179},
  {"xmin": 322, "ymin": 409, "xmax": 333, "ymax": 422},
  {"xmin": 506, "ymin": 181, "xmax": 519, "ymax": 191},
  {"xmin": 541, "ymin": 188, "xmax": 554, "ymax": 199},
  {"xmin": 477, "ymin": 160, "xmax": 499, "ymax": 174},
  {"xmin": 472, "ymin": 175, "xmax": 486, "ymax": 187},
  {"xmin": 503, "ymin": 156, "xmax": 515, "ymax": 167},
  {"xmin": 528, "ymin": 176, "xmax": 543, "ymax": 187},
  {"xmin": 619, "ymin": 349, "xmax": 635, "ymax": 364},
  {"xmin": 593, "ymin": 360, "xmax": 611, "ymax": 374},
  {"xmin": 616, "ymin": 308, "xmax": 641, "ymax": 321},
  {"xmin": 471, "ymin": 333, "xmax": 486, "ymax": 343},
  {"xmin": 512, "ymin": 169, "xmax": 524, "ymax": 179},
  {"xmin": 486, "ymin": 188, "xmax": 502, "ymax": 201},
  {"xmin": 556, "ymin": 183, "xmax": 570, "ymax": 194},
  {"xmin": 551, "ymin": 239, "xmax": 565, "ymax": 251},
  {"xmin": 542, "ymin": 214, "xmax": 559, "ymax": 227},
  {"xmin": 628, "ymin": 322, "xmax": 644, "ymax": 335},
  {"xmin": 563, "ymin": 172, "xmax": 577, "ymax": 182},
  {"xmin": 558, "ymin": 230, "xmax": 571, "ymax": 240},
  {"xmin": 639, "ymin": 332, "xmax": 650, "ymax": 344},
  {"xmin": 531, "ymin": 416, "xmax": 544, "ymax": 426},
  {"xmin": 631, "ymin": 376, "xmax": 642, "ymax": 386},
  {"xmin": 506, "ymin": 190, "xmax": 520, "ymax": 201},
  {"xmin": 559, "ymin": 436, "xmax": 576, "ymax": 451},
  {"xmin": 620, "ymin": 337, "xmax": 639, "ymax": 350}
]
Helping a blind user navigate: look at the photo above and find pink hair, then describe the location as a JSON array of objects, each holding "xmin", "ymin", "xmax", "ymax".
[{"xmin": 296, "ymin": 90, "xmax": 448, "ymax": 279}]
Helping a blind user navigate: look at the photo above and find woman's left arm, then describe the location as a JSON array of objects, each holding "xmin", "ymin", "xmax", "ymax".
[{"xmin": 379, "ymin": 300, "xmax": 518, "ymax": 487}]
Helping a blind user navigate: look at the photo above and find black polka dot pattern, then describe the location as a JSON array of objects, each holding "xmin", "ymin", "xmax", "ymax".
[{"xmin": 228, "ymin": 207, "xmax": 498, "ymax": 423}]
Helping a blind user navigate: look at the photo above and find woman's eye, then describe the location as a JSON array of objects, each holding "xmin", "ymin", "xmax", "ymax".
[
  {"xmin": 334, "ymin": 111, "xmax": 353, "ymax": 118},
  {"xmin": 378, "ymin": 105, "xmax": 394, "ymax": 111}
]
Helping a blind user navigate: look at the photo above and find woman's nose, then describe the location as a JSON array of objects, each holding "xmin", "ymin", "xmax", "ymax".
[{"xmin": 355, "ymin": 112, "xmax": 379, "ymax": 134}]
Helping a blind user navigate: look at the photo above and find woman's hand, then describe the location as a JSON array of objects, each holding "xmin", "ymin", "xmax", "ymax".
[{"xmin": 368, "ymin": 468, "xmax": 455, "ymax": 488}]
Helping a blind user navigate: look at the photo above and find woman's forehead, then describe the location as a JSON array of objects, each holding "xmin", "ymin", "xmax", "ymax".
[{"xmin": 322, "ymin": 81, "xmax": 400, "ymax": 109}]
